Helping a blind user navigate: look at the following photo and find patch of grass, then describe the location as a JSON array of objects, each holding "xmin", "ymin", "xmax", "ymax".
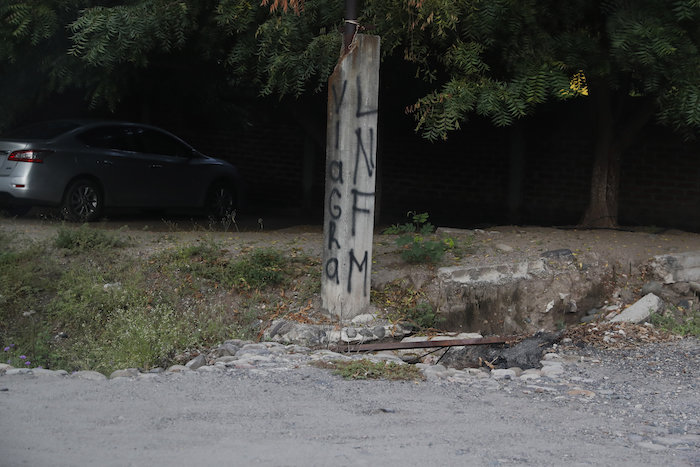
[
  {"xmin": 0, "ymin": 230, "xmax": 318, "ymax": 375},
  {"xmin": 0, "ymin": 239, "xmax": 61, "ymax": 368},
  {"xmin": 54, "ymin": 224, "xmax": 129, "ymax": 251},
  {"xmin": 312, "ymin": 359, "xmax": 424, "ymax": 381},
  {"xmin": 649, "ymin": 307, "xmax": 700, "ymax": 337},
  {"xmin": 230, "ymin": 248, "xmax": 287, "ymax": 289},
  {"xmin": 163, "ymin": 243, "xmax": 288, "ymax": 290},
  {"xmin": 47, "ymin": 258, "xmax": 250, "ymax": 373}
]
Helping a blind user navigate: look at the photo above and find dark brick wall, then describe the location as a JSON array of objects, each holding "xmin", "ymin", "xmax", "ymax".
[
  {"xmin": 619, "ymin": 126, "xmax": 700, "ymax": 229},
  {"xmin": 185, "ymin": 108, "xmax": 700, "ymax": 231},
  {"xmin": 378, "ymin": 121, "xmax": 511, "ymax": 226},
  {"xmin": 519, "ymin": 121, "xmax": 594, "ymax": 226},
  {"xmin": 183, "ymin": 123, "xmax": 309, "ymax": 210}
]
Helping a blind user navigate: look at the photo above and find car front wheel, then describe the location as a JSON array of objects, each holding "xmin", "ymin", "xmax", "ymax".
[
  {"xmin": 62, "ymin": 179, "xmax": 103, "ymax": 222},
  {"xmin": 206, "ymin": 183, "xmax": 236, "ymax": 221}
]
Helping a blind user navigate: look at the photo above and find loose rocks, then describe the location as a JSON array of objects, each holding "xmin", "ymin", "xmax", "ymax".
[{"xmin": 263, "ymin": 318, "xmax": 411, "ymax": 346}]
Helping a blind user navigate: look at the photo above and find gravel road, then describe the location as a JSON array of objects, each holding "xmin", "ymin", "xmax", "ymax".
[{"xmin": 1, "ymin": 339, "xmax": 698, "ymax": 467}]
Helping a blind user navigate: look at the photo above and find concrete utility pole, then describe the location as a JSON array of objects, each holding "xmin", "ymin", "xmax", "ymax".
[{"xmin": 321, "ymin": 5, "xmax": 380, "ymax": 320}]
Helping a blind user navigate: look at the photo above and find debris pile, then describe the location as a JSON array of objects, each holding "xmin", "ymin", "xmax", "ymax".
[{"xmin": 563, "ymin": 322, "xmax": 678, "ymax": 350}]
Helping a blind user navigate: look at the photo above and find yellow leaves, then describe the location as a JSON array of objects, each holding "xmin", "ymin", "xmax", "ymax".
[{"xmin": 569, "ymin": 70, "xmax": 589, "ymax": 96}]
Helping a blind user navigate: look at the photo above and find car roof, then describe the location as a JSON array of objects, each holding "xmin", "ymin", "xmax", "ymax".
[{"xmin": 1, "ymin": 119, "xmax": 178, "ymax": 141}]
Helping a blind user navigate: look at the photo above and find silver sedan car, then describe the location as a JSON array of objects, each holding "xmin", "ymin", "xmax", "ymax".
[{"xmin": 0, "ymin": 120, "xmax": 241, "ymax": 221}]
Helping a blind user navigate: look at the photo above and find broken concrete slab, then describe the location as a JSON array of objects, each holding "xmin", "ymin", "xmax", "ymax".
[
  {"xmin": 609, "ymin": 293, "xmax": 664, "ymax": 324},
  {"xmin": 438, "ymin": 260, "xmax": 547, "ymax": 286},
  {"xmin": 436, "ymin": 258, "xmax": 604, "ymax": 334},
  {"xmin": 650, "ymin": 251, "xmax": 700, "ymax": 284}
]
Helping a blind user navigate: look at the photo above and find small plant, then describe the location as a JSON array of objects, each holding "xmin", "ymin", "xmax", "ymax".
[
  {"xmin": 405, "ymin": 302, "xmax": 444, "ymax": 330},
  {"xmin": 397, "ymin": 235, "xmax": 451, "ymax": 263},
  {"xmin": 312, "ymin": 359, "xmax": 425, "ymax": 381},
  {"xmin": 383, "ymin": 211, "xmax": 434, "ymax": 235},
  {"xmin": 54, "ymin": 224, "xmax": 128, "ymax": 251},
  {"xmin": 218, "ymin": 210, "xmax": 239, "ymax": 232},
  {"xmin": 372, "ymin": 281, "xmax": 445, "ymax": 331},
  {"xmin": 384, "ymin": 212, "xmax": 454, "ymax": 264}
]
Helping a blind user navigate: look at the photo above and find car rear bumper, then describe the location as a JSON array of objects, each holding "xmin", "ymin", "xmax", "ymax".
[{"xmin": 0, "ymin": 174, "xmax": 61, "ymax": 206}]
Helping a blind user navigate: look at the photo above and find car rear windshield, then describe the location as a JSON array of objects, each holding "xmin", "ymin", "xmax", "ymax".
[{"xmin": 1, "ymin": 121, "xmax": 81, "ymax": 140}]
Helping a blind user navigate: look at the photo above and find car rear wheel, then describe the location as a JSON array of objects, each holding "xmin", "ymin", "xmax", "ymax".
[
  {"xmin": 62, "ymin": 179, "xmax": 103, "ymax": 222},
  {"xmin": 206, "ymin": 183, "xmax": 236, "ymax": 221}
]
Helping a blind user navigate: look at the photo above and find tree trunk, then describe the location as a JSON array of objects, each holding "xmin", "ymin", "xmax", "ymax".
[
  {"xmin": 580, "ymin": 140, "xmax": 621, "ymax": 228},
  {"xmin": 580, "ymin": 82, "xmax": 656, "ymax": 228}
]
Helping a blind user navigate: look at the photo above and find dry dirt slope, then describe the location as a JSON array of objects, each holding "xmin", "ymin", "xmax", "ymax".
[{"xmin": 2, "ymin": 217, "xmax": 699, "ymax": 336}]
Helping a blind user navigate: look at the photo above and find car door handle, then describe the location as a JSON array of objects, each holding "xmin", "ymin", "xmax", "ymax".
[
  {"xmin": 98, "ymin": 160, "xmax": 114, "ymax": 165},
  {"xmin": 149, "ymin": 164, "xmax": 163, "ymax": 168}
]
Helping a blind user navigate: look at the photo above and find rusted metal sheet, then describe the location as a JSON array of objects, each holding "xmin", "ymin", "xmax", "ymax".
[{"xmin": 330, "ymin": 335, "xmax": 515, "ymax": 353}]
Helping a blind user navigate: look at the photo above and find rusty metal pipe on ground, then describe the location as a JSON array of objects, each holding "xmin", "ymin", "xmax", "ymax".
[{"xmin": 329, "ymin": 335, "xmax": 515, "ymax": 353}]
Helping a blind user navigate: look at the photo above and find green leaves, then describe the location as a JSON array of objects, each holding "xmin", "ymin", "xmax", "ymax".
[
  {"xmin": 389, "ymin": 0, "xmax": 700, "ymax": 139},
  {"xmin": 69, "ymin": 1, "xmax": 194, "ymax": 68},
  {"xmin": 672, "ymin": 0, "xmax": 700, "ymax": 21},
  {"xmin": 1, "ymin": 0, "xmax": 699, "ymax": 140},
  {"xmin": 658, "ymin": 84, "xmax": 700, "ymax": 133},
  {"xmin": 0, "ymin": 2, "xmax": 58, "ymax": 47},
  {"xmin": 412, "ymin": 65, "xmax": 571, "ymax": 140},
  {"xmin": 232, "ymin": 0, "xmax": 343, "ymax": 98}
]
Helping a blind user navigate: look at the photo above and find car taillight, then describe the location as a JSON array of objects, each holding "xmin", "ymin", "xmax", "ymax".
[{"xmin": 8, "ymin": 150, "xmax": 52, "ymax": 163}]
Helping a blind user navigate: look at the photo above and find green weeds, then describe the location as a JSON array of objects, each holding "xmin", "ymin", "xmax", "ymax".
[
  {"xmin": 650, "ymin": 307, "xmax": 700, "ymax": 337},
  {"xmin": 54, "ymin": 224, "xmax": 129, "ymax": 251}
]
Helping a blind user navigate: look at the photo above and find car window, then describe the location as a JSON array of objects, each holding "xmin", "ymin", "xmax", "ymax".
[
  {"xmin": 136, "ymin": 128, "xmax": 192, "ymax": 158},
  {"xmin": 2, "ymin": 121, "xmax": 81, "ymax": 140},
  {"xmin": 77, "ymin": 126, "xmax": 137, "ymax": 152}
]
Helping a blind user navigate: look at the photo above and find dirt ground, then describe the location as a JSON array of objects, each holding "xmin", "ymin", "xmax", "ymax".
[{"xmin": 5, "ymin": 211, "xmax": 700, "ymax": 264}]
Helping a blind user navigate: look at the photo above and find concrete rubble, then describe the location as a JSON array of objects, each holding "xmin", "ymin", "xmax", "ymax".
[
  {"xmin": 650, "ymin": 251, "xmax": 700, "ymax": 284},
  {"xmin": 609, "ymin": 293, "xmax": 664, "ymax": 323}
]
